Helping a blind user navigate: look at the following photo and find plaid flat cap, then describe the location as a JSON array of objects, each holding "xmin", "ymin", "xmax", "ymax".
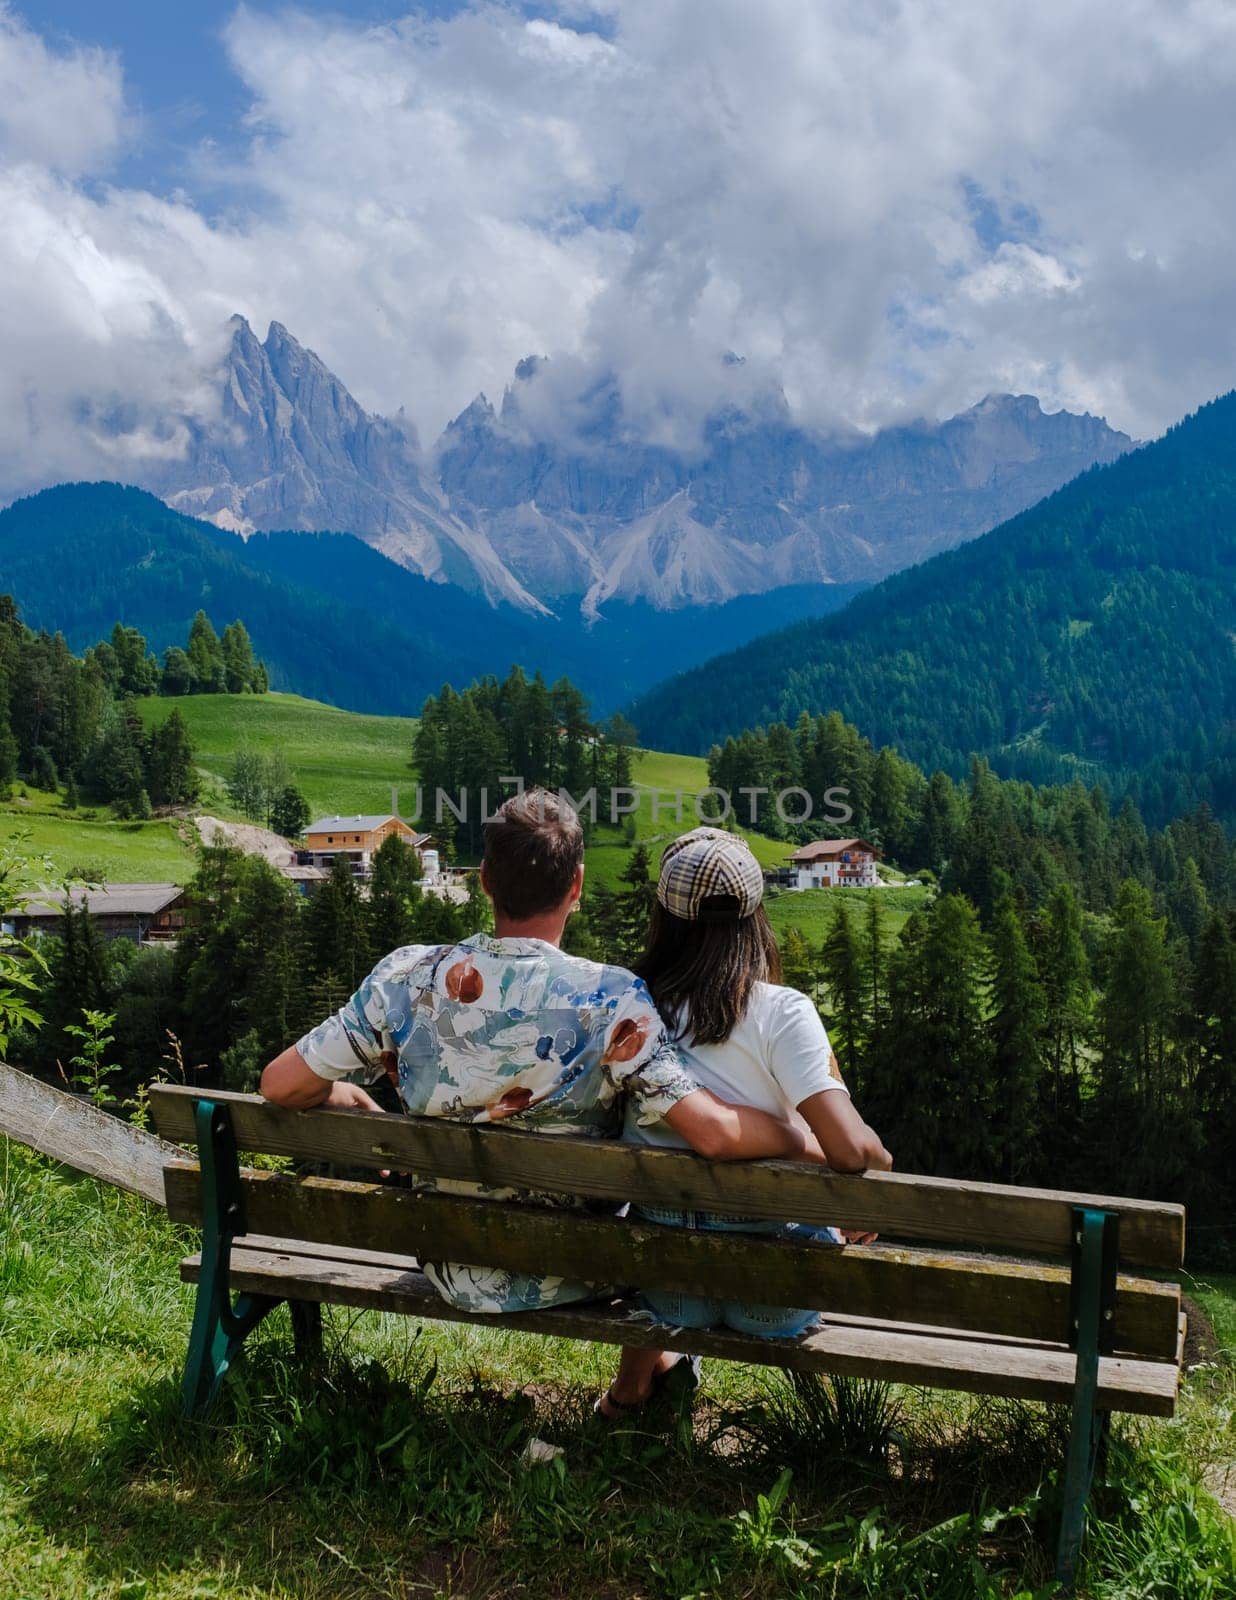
[{"xmin": 656, "ymin": 827, "xmax": 765, "ymax": 921}]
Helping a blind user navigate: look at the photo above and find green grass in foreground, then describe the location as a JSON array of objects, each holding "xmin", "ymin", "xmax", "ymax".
[
  {"xmin": 2, "ymin": 1138, "xmax": 1233, "ymax": 1600},
  {"xmin": 1187, "ymin": 1272, "xmax": 1236, "ymax": 1357}
]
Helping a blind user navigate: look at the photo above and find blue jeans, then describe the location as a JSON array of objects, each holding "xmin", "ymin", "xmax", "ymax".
[{"xmin": 634, "ymin": 1205, "xmax": 844, "ymax": 1338}]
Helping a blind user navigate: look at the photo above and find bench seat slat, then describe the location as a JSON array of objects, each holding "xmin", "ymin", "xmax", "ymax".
[
  {"xmin": 228, "ymin": 1234, "xmax": 1164, "ymax": 1357},
  {"xmin": 163, "ymin": 1162, "xmax": 1181, "ymax": 1359},
  {"xmin": 180, "ymin": 1246, "xmax": 1180, "ymax": 1417},
  {"xmin": 148, "ymin": 1086, "xmax": 1185, "ymax": 1270}
]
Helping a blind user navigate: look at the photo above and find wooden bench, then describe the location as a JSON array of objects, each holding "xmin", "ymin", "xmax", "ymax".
[{"xmin": 150, "ymin": 1085, "xmax": 1186, "ymax": 1592}]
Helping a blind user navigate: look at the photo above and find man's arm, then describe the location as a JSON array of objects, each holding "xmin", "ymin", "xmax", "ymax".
[
  {"xmin": 664, "ymin": 1088, "xmax": 825, "ymax": 1162},
  {"xmin": 260, "ymin": 1047, "xmax": 384, "ymax": 1112},
  {"xmin": 796, "ymin": 1088, "xmax": 892, "ymax": 1173}
]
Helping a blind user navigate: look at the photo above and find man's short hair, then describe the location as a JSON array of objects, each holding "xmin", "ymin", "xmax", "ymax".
[{"xmin": 482, "ymin": 789, "xmax": 584, "ymax": 921}]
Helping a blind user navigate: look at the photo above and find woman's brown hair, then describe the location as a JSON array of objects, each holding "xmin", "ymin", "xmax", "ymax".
[{"xmin": 635, "ymin": 898, "xmax": 783, "ymax": 1045}]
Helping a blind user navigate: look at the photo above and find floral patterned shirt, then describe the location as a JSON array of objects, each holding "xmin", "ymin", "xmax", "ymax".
[{"xmin": 296, "ymin": 933, "xmax": 699, "ymax": 1313}]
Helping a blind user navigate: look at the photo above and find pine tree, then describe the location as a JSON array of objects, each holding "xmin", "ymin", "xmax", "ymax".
[
  {"xmin": 865, "ymin": 895, "xmax": 993, "ymax": 1178},
  {"xmin": 617, "ymin": 844, "xmax": 657, "ymax": 966},
  {"xmin": 269, "ymin": 785, "xmax": 311, "ymax": 839},
  {"xmin": 0, "ymin": 692, "xmax": 16, "ymax": 799},
  {"xmin": 173, "ymin": 846, "xmax": 251, "ymax": 1066},
  {"xmin": 221, "ymin": 620, "xmax": 260, "ymax": 694},
  {"xmin": 987, "ymin": 895, "xmax": 1045, "ymax": 1182},
  {"xmin": 551, "ymin": 677, "xmax": 593, "ymax": 798},
  {"xmin": 233, "ymin": 860, "xmax": 302, "ymax": 1059},
  {"xmin": 1167, "ymin": 856, "xmax": 1210, "ymax": 949},
  {"xmin": 914, "ymin": 769, "xmax": 963, "ymax": 874},
  {"xmin": 869, "ymin": 746, "xmax": 912, "ymax": 859},
  {"xmin": 160, "ymin": 646, "xmax": 194, "ymax": 696},
  {"xmin": 110, "ymin": 624, "xmax": 159, "ymax": 695},
  {"xmin": 85, "ymin": 702, "xmax": 146, "ymax": 815},
  {"xmin": 411, "ymin": 891, "xmax": 464, "ymax": 945},
  {"xmin": 780, "ymin": 927, "xmax": 817, "ymax": 999},
  {"xmin": 186, "ymin": 611, "xmax": 226, "ymax": 693},
  {"xmin": 1094, "ymin": 879, "xmax": 1194, "ymax": 1196},
  {"xmin": 367, "ymin": 833, "xmax": 424, "ymax": 958},
  {"xmin": 1037, "ymin": 882, "xmax": 1091, "ymax": 1118},
  {"xmin": 863, "ymin": 893, "xmax": 886, "ymax": 1033},
  {"xmin": 1189, "ymin": 912, "xmax": 1236, "ymax": 1212},
  {"xmin": 31, "ymin": 746, "xmax": 58, "ymax": 791},
  {"xmin": 42, "ymin": 895, "xmax": 110, "ymax": 1072},
  {"xmin": 306, "ymin": 852, "xmax": 367, "ymax": 992},
  {"xmin": 295, "ymin": 971, "xmax": 352, "ymax": 1040},
  {"xmin": 603, "ymin": 713, "xmax": 637, "ymax": 791},
  {"xmin": 146, "ymin": 708, "xmax": 199, "ymax": 807},
  {"xmin": 226, "ymin": 749, "xmax": 267, "ymax": 821},
  {"xmin": 1098, "ymin": 880, "xmax": 1176, "ymax": 1105},
  {"xmin": 462, "ymin": 869, "xmax": 491, "ymax": 935},
  {"xmin": 583, "ymin": 881, "xmax": 625, "ymax": 965},
  {"xmin": 823, "ymin": 899, "xmax": 867, "ymax": 1089}
]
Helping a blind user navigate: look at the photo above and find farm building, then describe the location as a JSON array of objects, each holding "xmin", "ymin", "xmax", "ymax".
[
  {"xmin": 783, "ymin": 838, "xmax": 880, "ymax": 889},
  {"xmin": 5, "ymin": 884, "xmax": 188, "ymax": 944},
  {"xmin": 302, "ymin": 815, "xmax": 432, "ymax": 877}
]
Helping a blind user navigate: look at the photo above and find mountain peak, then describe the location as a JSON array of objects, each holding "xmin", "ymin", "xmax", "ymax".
[
  {"xmin": 264, "ymin": 320, "xmax": 301, "ymax": 354},
  {"xmin": 141, "ymin": 312, "xmax": 1134, "ymax": 619},
  {"xmin": 966, "ymin": 392, "xmax": 1044, "ymax": 419},
  {"xmin": 225, "ymin": 313, "xmax": 263, "ymax": 360}
]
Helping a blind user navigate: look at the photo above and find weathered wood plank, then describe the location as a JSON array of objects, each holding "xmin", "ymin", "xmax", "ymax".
[
  {"xmin": 149, "ymin": 1085, "xmax": 1185, "ymax": 1269},
  {"xmin": 1, "ymin": 1061, "xmax": 176, "ymax": 1205},
  {"xmin": 180, "ymin": 1245, "xmax": 1180, "ymax": 1417},
  {"xmin": 232, "ymin": 1233, "xmax": 1088, "ymax": 1355},
  {"xmin": 163, "ymin": 1162, "xmax": 1180, "ymax": 1358}
]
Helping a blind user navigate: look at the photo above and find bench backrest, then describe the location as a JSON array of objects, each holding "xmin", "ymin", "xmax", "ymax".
[{"xmin": 150, "ymin": 1085, "xmax": 1184, "ymax": 1362}]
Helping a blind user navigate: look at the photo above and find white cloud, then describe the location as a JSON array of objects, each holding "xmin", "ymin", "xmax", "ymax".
[
  {"xmin": 0, "ymin": 3, "xmax": 127, "ymax": 174},
  {"xmin": 3, "ymin": 0, "xmax": 1236, "ymax": 496}
]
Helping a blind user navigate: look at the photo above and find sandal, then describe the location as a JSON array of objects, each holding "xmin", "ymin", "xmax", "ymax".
[{"xmin": 593, "ymin": 1354, "xmax": 701, "ymax": 1420}]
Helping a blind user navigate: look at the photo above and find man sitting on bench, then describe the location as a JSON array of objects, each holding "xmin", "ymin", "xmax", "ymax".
[{"xmin": 261, "ymin": 789, "xmax": 818, "ymax": 1365}]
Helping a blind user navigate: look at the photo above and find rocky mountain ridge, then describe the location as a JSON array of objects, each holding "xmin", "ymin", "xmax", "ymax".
[{"xmin": 139, "ymin": 316, "xmax": 1133, "ymax": 616}]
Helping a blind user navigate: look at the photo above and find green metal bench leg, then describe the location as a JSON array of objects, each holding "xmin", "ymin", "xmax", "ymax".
[
  {"xmin": 1055, "ymin": 1206, "xmax": 1119, "ymax": 1594},
  {"xmin": 182, "ymin": 1099, "xmax": 281, "ymax": 1418}
]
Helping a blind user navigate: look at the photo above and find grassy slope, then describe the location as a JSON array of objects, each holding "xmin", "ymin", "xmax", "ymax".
[
  {"xmin": 139, "ymin": 692, "xmax": 419, "ymax": 819},
  {"xmin": 2, "ymin": 1141, "xmax": 1233, "ymax": 1600},
  {"xmin": 0, "ymin": 788, "xmax": 198, "ymax": 883},
  {"xmin": 5, "ymin": 694, "xmax": 929, "ymax": 947}
]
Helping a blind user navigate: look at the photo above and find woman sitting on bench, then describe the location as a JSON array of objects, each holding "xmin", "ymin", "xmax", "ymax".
[{"xmin": 597, "ymin": 827, "xmax": 893, "ymax": 1418}]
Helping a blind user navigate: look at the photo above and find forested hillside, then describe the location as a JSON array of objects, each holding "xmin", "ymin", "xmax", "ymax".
[
  {"xmin": 630, "ymin": 391, "xmax": 1236, "ymax": 825},
  {"xmin": 0, "ymin": 484, "xmax": 542, "ymax": 714},
  {"xmin": 0, "ymin": 482, "xmax": 861, "ymax": 715}
]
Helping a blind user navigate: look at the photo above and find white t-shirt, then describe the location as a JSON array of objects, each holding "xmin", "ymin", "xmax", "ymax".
[{"xmin": 623, "ymin": 981, "xmax": 848, "ymax": 1149}]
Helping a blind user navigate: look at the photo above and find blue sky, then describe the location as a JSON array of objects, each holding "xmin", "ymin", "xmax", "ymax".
[
  {"xmin": 22, "ymin": 1, "xmax": 473, "ymax": 198},
  {"xmin": 1, "ymin": 0, "xmax": 1235, "ymax": 498}
]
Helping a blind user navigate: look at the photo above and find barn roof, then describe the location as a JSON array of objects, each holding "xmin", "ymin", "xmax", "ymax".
[
  {"xmin": 18, "ymin": 884, "xmax": 184, "ymax": 919},
  {"xmin": 786, "ymin": 838, "xmax": 879, "ymax": 863},
  {"xmin": 306, "ymin": 814, "xmax": 403, "ymax": 834}
]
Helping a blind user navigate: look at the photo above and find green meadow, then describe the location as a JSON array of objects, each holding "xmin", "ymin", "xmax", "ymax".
[
  {"xmin": 4, "ymin": 697, "xmax": 925, "ymax": 957},
  {"xmin": 0, "ymin": 787, "xmax": 198, "ymax": 883},
  {"xmin": 1, "ymin": 1143, "xmax": 1232, "ymax": 1600},
  {"xmin": 138, "ymin": 692, "xmax": 419, "ymax": 820}
]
